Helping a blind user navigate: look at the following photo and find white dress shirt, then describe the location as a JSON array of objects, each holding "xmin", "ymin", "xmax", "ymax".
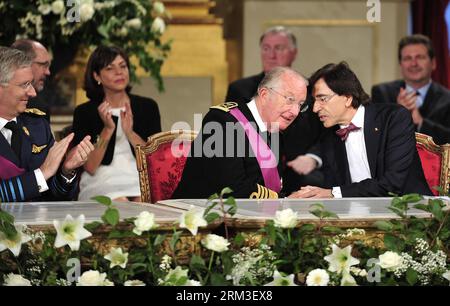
[{"xmin": 332, "ymin": 106, "xmax": 371, "ymax": 198}]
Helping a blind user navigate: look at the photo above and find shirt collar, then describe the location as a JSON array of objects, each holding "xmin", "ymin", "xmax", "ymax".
[
  {"xmin": 406, "ymin": 81, "xmax": 432, "ymax": 98},
  {"xmin": 0, "ymin": 116, "xmax": 17, "ymax": 131},
  {"xmin": 247, "ymin": 99, "xmax": 267, "ymax": 132},
  {"xmin": 340, "ymin": 105, "xmax": 365, "ymax": 129}
]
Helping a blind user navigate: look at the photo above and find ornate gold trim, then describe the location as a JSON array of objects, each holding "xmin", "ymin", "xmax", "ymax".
[
  {"xmin": 135, "ymin": 130, "xmax": 198, "ymax": 203},
  {"xmin": 415, "ymin": 132, "xmax": 450, "ymax": 194}
]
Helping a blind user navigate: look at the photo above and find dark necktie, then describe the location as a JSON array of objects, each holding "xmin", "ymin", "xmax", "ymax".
[
  {"xmin": 335, "ymin": 122, "xmax": 360, "ymax": 141},
  {"xmin": 4, "ymin": 121, "xmax": 22, "ymax": 159}
]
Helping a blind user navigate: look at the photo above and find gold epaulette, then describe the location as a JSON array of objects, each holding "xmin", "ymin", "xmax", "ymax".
[
  {"xmin": 250, "ymin": 184, "xmax": 279, "ymax": 199},
  {"xmin": 24, "ymin": 108, "xmax": 47, "ymax": 116},
  {"xmin": 210, "ymin": 102, "xmax": 238, "ymax": 112}
]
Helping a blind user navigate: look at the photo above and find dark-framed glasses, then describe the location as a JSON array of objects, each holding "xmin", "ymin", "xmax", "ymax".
[{"xmin": 314, "ymin": 93, "xmax": 337, "ymax": 104}]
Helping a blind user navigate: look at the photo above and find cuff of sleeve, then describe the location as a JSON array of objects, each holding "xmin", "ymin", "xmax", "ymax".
[
  {"xmin": 34, "ymin": 169, "xmax": 49, "ymax": 193},
  {"xmin": 60, "ymin": 171, "xmax": 77, "ymax": 184},
  {"xmin": 331, "ymin": 186, "xmax": 342, "ymax": 198},
  {"xmin": 305, "ymin": 153, "xmax": 323, "ymax": 168}
]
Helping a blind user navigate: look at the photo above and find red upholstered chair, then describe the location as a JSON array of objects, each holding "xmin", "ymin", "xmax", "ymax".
[
  {"xmin": 415, "ymin": 133, "xmax": 450, "ymax": 195},
  {"xmin": 135, "ymin": 130, "xmax": 198, "ymax": 203}
]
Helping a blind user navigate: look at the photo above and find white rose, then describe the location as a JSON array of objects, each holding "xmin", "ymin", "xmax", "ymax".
[
  {"xmin": 3, "ymin": 273, "xmax": 32, "ymax": 286},
  {"xmin": 153, "ymin": 1, "xmax": 165, "ymax": 15},
  {"xmin": 79, "ymin": 3, "xmax": 95, "ymax": 22},
  {"xmin": 51, "ymin": 0, "xmax": 65, "ymax": 15},
  {"xmin": 151, "ymin": 17, "xmax": 165, "ymax": 34},
  {"xmin": 124, "ymin": 280, "xmax": 146, "ymax": 286},
  {"xmin": 201, "ymin": 234, "xmax": 229, "ymax": 253},
  {"xmin": 38, "ymin": 4, "xmax": 52, "ymax": 15},
  {"xmin": 133, "ymin": 211, "xmax": 156, "ymax": 235},
  {"xmin": 378, "ymin": 251, "xmax": 403, "ymax": 271},
  {"xmin": 185, "ymin": 279, "xmax": 201, "ymax": 286},
  {"xmin": 274, "ymin": 208, "xmax": 298, "ymax": 228},
  {"xmin": 77, "ymin": 270, "xmax": 112, "ymax": 286},
  {"xmin": 125, "ymin": 18, "xmax": 142, "ymax": 30},
  {"xmin": 306, "ymin": 269, "xmax": 329, "ymax": 286}
]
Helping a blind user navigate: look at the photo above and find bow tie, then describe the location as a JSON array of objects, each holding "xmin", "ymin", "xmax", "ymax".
[{"xmin": 335, "ymin": 122, "xmax": 360, "ymax": 141}]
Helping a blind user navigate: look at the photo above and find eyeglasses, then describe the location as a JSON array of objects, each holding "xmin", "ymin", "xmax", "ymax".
[
  {"xmin": 2, "ymin": 81, "xmax": 34, "ymax": 91},
  {"xmin": 314, "ymin": 93, "xmax": 337, "ymax": 104},
  {"xmin": 261, "ymin": 45, "xmax": 289, "ymax": 54},
  {"xmin": 268, "ymin": 87, "xmax": 308, "ymax": 113},
  {"xmin": 33, "ymin": 61, "xmax": 51, "ymax": 69}
]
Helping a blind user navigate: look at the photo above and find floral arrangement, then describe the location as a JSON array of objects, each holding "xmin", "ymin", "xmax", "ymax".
[
  {"xmin": 0, "ymin": 0, "xmax": 171, "ymax": 90},
  {"xmin": 0, "ymin": 190, "xmax": 449, "ymax": 286}
]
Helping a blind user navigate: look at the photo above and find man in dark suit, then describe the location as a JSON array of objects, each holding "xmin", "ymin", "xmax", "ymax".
[
  {"xmin": 0, "ymin": 47, "xmax": 94, "ymax": 202},
  {"xmin": 225, "ymin": 26, "xmax": 324, "ymax": 193},
  {"xmin": 11, "ymin": 39, "xmax": 52, "ymax": 122},
  {"xmin": 291, "ymin": 62, "xmax": 431, "ymax": 198},
  {"xmin": 173, "ymin": 67, "xmax": 308, "ymax": 199},
  {"xmin": 371, "ymin": 34, "xmax": 450, "ymax": 145}
]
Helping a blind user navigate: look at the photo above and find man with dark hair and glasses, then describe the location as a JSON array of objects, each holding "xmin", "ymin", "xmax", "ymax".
[
  {"xmin": 290, "ymin": 62, "xmax": 431, "ymax": 198},
  {"xmin": 0, "ymin": 47, "xmax": 94, "ymax": 202},
  {"xmin": 11, "ymin": 39, "xmax": 52, "ymax": 122},
  {"xmin": 173, "ymin": 67, "xmax": 308, "ymax": 199},
  {"xmin": 224, "ymin": 26, "xmax": 324, "ymax": 194}
]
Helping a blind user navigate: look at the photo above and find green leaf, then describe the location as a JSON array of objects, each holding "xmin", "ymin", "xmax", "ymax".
[
  {"xmin": 309, "ymin": 203, "xmax": 324, "ymax": 211},
  {"xmin": 220, "ymin": 187, "xmax": 233, "ymax": 197},
  {"xmin": 374, "ymin": 220, "xmax": 394, "ymax": 231},
  {"xmin": 406, "ymin": 268, "xmax": 418, "ymax": 285},
  {"xmin": 91, "ymin": 196, "xmax": 112, "ymax": 206},
  {"xmin": 224, "ymin": 196, "xmax": 236, "ymax": 205},
  {"xmin": 210, "ymin": 272, "xmax": 228, "ymax": 286},
  {"xmin": 233, "ymin": 233, "xmax": 245, "ymax": 246},
  {"xmin": 102, "ymin": 207, "xmax": 119, "ymax": 226},
  {"xmin": 170, "ymin": 231, "xmax": 182, "ymax": 251},
  {"xmin": 0, "ymin": 210, "xmax": 15, "ymax": 224},
  {"xmin": 154, "ymin": 234, "xmax": 166, "ymax": 247},
  {"xmin": 207, "ymin": 193, "xmax": 219, "ymax": 201},
  {"xmin": 205, "ymin": 212, "xmax": 221, "ymax": 223},
  {"xmin": 413, "ymin": 204, "xmax": 429, "ymax": 212},
  {"xmin": 321, "ymin": 211, "xmax": 339, "ymax": 219},
  {"xmin": 429, "ymin": 200, "xmax": 444, "ymax": 222},
  {"xmin": 84, "ymin": 221, "xmax": 102, "ymax": 232},
  {"xmin": 384, "ymin": 234, "xmax": 404, "ymax": 252},
  {"xmin": 322, "ymin": 226, "xmax": 343, "ymax": 233},
  {"xmin": 402, "ymin": 194, "xmax": 423, "ymax": 203},
  {"xmin": 298, "ymin": 223, "xmax": 316, "ymax": 232},
  {"xmin": 189, "ymin": 254, "xmax": 206, "ymax": 271}
]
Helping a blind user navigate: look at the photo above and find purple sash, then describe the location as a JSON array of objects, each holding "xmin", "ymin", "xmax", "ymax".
[
  {"xmin": 229, "ymin": 108, "xmax": 281, "ymax": 193},
  {"xmin": 0, "ymin": 155, "xmax": 25, "ymax": 179}
]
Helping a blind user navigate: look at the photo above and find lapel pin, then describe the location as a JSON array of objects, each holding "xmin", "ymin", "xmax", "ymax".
[{"xmin": 375, "ymin": 128, "xmax": 379, "ymax": 132}]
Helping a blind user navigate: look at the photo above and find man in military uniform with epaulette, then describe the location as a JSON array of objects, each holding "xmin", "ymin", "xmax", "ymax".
[
  {"xmin": 173, "ymin": 67, "xmax": 308, "ymax": 199},
  {"xmin": 0, "ymin": 47, "xmax": 94, "ymax": 202}
]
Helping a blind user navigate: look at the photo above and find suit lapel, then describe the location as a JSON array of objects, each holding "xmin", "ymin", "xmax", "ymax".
[
  {"xmin": 421, "ymin": 82, "xmax": 440, "ymax": 116},
  {"xmin": 0, "ymin": 128, "xmax": 20, "ymax": 166},
  {"xmin": 363, "ymin": 105, "xmax": 380, "ymax": 177},
  {"xmin": 16, "ymin": 117, "xmax": 32, "ymax": 168},
  {"xmin": 330, "ymin": 131, "xmax": 351, "ymax": 185}
]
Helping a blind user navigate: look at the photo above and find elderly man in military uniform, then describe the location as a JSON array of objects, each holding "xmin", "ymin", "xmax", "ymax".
[
  {"xmin": 173, "ymin": 67, "xmax": 308, "ymax": 199},
  {"xmin": 0, "ymin": 47, "xmax": 94, "ymax": 202}
]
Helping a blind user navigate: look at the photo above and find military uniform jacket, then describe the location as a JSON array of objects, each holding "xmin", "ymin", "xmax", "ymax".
[
  {"xmin": 0, "ymin": 110, "xmax": 77, "ymax": 202},
  {"xmin": 172, "ymin": 102, "xmax": 284, "ymax": 199}
]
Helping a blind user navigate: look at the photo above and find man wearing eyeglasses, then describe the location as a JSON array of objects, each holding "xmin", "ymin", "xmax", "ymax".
[
  {"xmin": 290, "ymin": 62, "xmax": 431, "ymax": 198},
  {"xmin": 0, "ymin": 47, "xmax": 94, "ymax": 202},
  {"xmin": 11, "ymin": 39, "xmax": 52, "ymax": 122},
  {"xmin": 173, "ymin": 67, "xmax": 308, "ymax": 199},
  {"xmin": 224, "ymin": 26, "xmax": 324, "ymax": 194}
]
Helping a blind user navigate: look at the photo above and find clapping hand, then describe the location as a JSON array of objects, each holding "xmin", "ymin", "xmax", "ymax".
[{"xmin": 62, "ymin": 135, "xmax": 95, "ymax": 174}]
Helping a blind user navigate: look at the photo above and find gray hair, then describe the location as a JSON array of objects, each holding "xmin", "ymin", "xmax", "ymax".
[
  {"xmin": 11, "ymin": 39, "xmax": 38, "ymax": 60},
  {"xmin": 256, "ymin": 66, "xmax": 308, "ymax": 96},
  {"xmin": 0, "ymin": 47, "xmax": 32, "ymax": 84},
  {"xmin": 259, "ymin": 26, "xmax": 297, "ymax": 49}
]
